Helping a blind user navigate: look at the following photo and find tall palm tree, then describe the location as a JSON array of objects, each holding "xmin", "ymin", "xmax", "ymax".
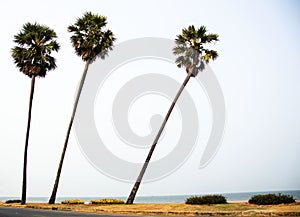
[
  {"xmin": 49, "ymin": 12, "xmax": 116, "ymax": 204},
  {"xmin": 126, "ymin": 25, "xmax": 219, "ymax": 204},
  {"xmin": 11, "ymin": 23, "xmax": 60, "ymax": 205}
]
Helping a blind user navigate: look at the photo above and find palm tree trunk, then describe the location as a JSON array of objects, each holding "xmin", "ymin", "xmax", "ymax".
[
  {"xmin": 21, "ymin": 75, "xmax": 36, "ymax": 205},
  {"xmin": 49, "ymin": 60, "xmax": 90, "ymax": 204},
  {"xmin": 126, "ymin": 70, "xmax": 193, "ymax": 204}
]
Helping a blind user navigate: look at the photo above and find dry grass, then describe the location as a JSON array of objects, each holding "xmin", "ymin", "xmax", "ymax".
[{"xmin": 1, "ymin": 201, "xmax": 300, "ymax": 216}]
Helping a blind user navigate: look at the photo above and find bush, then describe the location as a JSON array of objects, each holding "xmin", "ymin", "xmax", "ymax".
[
  {"xmin": 185, "ymin": 195, "xmax": 227, "ymax": 205},
  {"xmin": 90, "ymin": 198, "xmax": 125, "ymax": 204},
  {"xmin": 61, "ymin": 199, "xmax": 84, "ymax": 204},
  {"xmin": 248, "ymin": 193, "xmax": 295, "ymax": 205},
  {"xmin": 5, "ymin": 199, "xmax": 22, "ymax": 204}
]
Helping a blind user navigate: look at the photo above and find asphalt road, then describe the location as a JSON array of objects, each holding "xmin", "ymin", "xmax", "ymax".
[{"xmin": 0, "ymin": 207, "xmax": 137, "ymax": 217}]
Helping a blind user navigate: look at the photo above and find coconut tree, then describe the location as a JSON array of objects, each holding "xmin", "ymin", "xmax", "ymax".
[
  {"xmin": 126, "ymin": 25, "xmax": 219, "ymax": 204},
  {"xmin": 11, "ymin": 23, "xmax": 60, "ymax": 204},
  {"xmin": 48, "ymin": 12, "xmax": 116, "ymax": 204}
]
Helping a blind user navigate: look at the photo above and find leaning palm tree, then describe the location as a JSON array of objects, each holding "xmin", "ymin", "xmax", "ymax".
[
  {"xmin": 126, "ymin": 25, "xmax": 219, "ymax": 204},
  {"xmin": 11, "ymin": 23, "xmax": 60, "ymax": 205},
  {"xmin": 49, "ymin": 12, "xmax": 116, "ymax": 204}
]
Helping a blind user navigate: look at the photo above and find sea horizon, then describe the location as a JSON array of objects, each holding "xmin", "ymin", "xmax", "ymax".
[{"xmin": 1, "ymin": 190, "xmax": 300, "ymax": 203}]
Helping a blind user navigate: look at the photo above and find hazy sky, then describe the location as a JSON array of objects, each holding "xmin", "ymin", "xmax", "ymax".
[{"xmin": 0, "ymin": 0, "xmax": 300, "ymax": 198}]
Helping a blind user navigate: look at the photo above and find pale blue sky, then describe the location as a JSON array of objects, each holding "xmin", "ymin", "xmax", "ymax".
[{"xmin": 0, "ymin": 0, "xmax": 299, "ymax": 197}]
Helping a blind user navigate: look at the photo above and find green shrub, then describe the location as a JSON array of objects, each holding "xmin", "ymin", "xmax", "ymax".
[
  {"xmin": 90, "ymin": 198, "xmax": 125, "ymax": 204},
  {"xmin": 248, "ymin": 193, "xmax": 295, "ymax": 205},
  {"xmin": 5, "ymin": 199, "xmax": 22, "ymax": 204},
  {"xmin": 185, "ymin": 195, "xmax": 227, "ymax": 205},
  {"xmin": 61, "ymin": 199, "xmax": 84, "ymax": 204}
]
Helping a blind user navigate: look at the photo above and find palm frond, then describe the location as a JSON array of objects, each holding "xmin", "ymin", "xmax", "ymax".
[
  {"xmin": 173, "ymin": 25, "xmax": 219, "ymax": 76},
  {"xmin": 11, "ymin": 22, "xmax": 60, "ymax": 78},
  {"xmin": 68, "ymin": 11, "xmax": 115, "ymax": 62}
]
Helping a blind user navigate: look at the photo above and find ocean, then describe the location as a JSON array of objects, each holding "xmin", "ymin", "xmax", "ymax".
[{"xmin": 1, "ymin": 190, "xmax": 299, "ymax": 203}]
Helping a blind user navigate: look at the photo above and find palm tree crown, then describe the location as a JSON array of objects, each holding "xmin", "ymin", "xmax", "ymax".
[
  {"xmin": 68, "ymin": 12, "xmax": 116, "ymax": 62},
  {"xmin": 173, "ymin": 25, "xmax": 219, "ymax": 76},
  {"xmin": 12, "ymin": 22, "xmax": 60, "ymax": 77}
]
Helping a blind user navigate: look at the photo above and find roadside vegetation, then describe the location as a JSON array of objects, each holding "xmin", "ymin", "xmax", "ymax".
[
  {"xmin": 5, "ymin": 199, "xmax": 22, "ymax": 204},
  {"xmin": 90, "ymin": 199, "xmax": 124, "ymax": 204},
  {"xmin": 61, "ymin": 199, "xmax": 84, "ymax": 204},
  {"xmin": 249, "ymin": 193, "xmax": 295, "ymax": 205},
  {"xmin": 186, "ymin": 195, "xmax": 227, "ymax": 205}
]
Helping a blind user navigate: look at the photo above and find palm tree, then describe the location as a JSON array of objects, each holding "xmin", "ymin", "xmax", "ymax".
[
  {"xmin": 126, "ymin": 25, "xmax": 219, "ymax": 204},
  {"xmin": 11, "ymin": 23, "xmax": 60, "ymax": 205},
  {"xmin": 48, "ymin": 12, "xmax": 116, "ymax": 204}
]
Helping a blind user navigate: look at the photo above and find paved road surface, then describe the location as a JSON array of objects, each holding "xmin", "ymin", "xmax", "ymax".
[{"xmin": 0, "ymin": 207, "xmax": 136, "ymax": 217}]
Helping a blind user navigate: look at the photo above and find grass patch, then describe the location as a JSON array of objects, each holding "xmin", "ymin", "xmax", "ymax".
[{"xmin": 1, "ymin": 201, "xmax": 300, "ymax": 215}]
